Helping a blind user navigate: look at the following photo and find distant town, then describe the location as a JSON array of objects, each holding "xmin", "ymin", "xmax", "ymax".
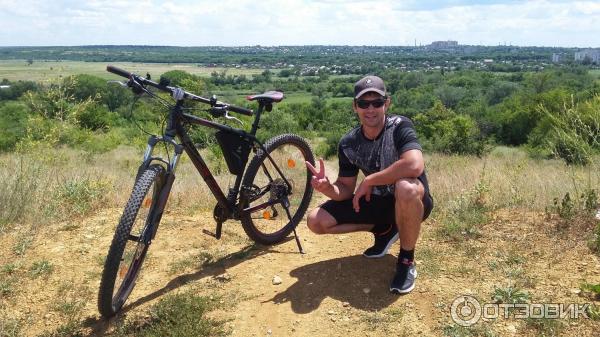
[{"xmin": 0, "ymin": 43, "xmax": 598, "ymax": 76}]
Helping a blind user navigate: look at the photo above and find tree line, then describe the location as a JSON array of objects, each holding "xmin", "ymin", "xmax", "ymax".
[{"xmin": 1, "ymin": 64, "xmax": 599, "ymax": 164}]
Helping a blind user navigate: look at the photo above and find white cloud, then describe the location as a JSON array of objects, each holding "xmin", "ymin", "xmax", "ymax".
[{"xmin": 0, "ymin": 0, "xmax": 598, "ymax": 46}]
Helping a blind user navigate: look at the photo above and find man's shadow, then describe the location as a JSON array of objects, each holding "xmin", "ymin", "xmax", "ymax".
[{"xmin": 267, "ymin": 254, "xmax": 399, "ymax": 313}]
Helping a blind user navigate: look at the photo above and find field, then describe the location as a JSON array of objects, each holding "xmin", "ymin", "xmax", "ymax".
[
  {"xmin": 0, "ymin": 60, "xmax": 266, "ymax": 83},
  {"xmin": 0, "ymin": 145, "xmax": 599, "ymax": 336}
]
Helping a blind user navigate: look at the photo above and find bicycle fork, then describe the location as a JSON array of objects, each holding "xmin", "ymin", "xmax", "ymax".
[{"xmin": 140, "ymin": 135, "xmax": 184, "ymax": 243}]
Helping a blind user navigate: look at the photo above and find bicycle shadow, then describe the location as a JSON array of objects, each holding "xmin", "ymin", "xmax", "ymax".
[
  {"xmin": 126, "ymin": 241, "xmax": 279, "ymax": 310},
  {"xmin": 83, "ymin": 240, "xmax": 285, "ymax": 335},
  {"xmin": 266, "ymin": 254, "xmax": 399, "ymax": 313}
]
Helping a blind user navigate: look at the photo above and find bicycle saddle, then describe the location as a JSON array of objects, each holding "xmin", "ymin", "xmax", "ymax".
[{"xmin": 246, "ymin": 91, "xmax": 284, "ymax": 103}]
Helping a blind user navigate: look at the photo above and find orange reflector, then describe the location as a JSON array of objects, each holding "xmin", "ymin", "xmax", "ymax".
[
  {"xmin": 287, "ymin": 159, "xmax": 296, "ymax": 168},
  {"xmin": 143, "ymin": 198, "xmax": 152, "ymax": 208},
  {"xmin": 263, "ymin": 210, "xmax": 271, "ymax": 220},
  {"xmin": 119, "ymin": 266, "xmax": 128, "ymax": 278}
]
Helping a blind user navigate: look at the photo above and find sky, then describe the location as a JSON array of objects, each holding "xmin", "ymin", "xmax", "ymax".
[{"xmin": 0, "ymin": 0, "xmax": 599, "ymax": 47}]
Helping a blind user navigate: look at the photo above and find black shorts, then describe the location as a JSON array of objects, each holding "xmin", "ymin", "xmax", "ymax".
[{"xmin": 320, "ymin": 191, "xmax": 433, "ymax": 226}]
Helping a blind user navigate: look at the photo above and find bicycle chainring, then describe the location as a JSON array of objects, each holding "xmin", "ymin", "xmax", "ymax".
[{"xmin": 213, "ymin": 204, "xmax": 229, "ymax": 223}]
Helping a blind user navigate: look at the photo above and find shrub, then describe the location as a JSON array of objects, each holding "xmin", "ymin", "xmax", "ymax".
[
  {"xmin": 0, "ymin": 102, "xmax": 30, "ymax": 152},
  {"xmin": 414, "ymin": 101, "xmax": 486, "ymax": 156}
]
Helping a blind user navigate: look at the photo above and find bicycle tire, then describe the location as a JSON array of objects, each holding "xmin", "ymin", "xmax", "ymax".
[
  {"xmin": 240, "ymin": 134, "xmax": 314, "ymax": 244},
  {"xmin": 98, "ymin": 164, "xmax": 166, "ymax": 318}
]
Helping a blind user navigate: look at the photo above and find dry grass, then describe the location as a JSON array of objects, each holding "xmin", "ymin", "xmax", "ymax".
[
  {"xmin": 426, "ymin": 147, "xmax": 600, "ymax": 214},
  {"xmin": 1, "ymin": 144, "xmax": 598, "ymax": 231}
]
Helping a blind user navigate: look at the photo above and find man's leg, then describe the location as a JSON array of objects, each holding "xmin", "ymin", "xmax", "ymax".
[
  {"xmin": 390, "ymin": 178, "xmax": 425, "ymax": 294},
  {"xmin": 307, "ymin": 198, "xmax": 399, "ymax": 257},
  {"xmin": 306, "ymin": 207, "xmax": 373, "ymax": 234}
]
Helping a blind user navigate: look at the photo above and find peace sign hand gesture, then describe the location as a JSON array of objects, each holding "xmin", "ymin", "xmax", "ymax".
[{"xmin": 305, "ymin": 158, "xmax": 331, "ymax": 194}]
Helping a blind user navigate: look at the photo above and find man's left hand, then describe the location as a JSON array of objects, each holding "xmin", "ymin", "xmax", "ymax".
[{"xmin": 352, "ymin": 180, "xmax": 372, "ymax": 213}]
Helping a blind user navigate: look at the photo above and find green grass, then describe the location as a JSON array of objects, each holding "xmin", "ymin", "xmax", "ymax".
[
  {"xmin": 13, "ymin": 235, "xmax": 33, "ymax": 256},
  {"xmin": 0, "ymin": 316, "xmax": 21, "ymax": 337},
  {"xmin": 442, "ymin": 323, "xmax": 497, "ymax": 337},
  {"xmin": 29, "ymin": 260, "xmax": 54, "ymax": 278},
  {"xmin": 491, "ymin": 285, "xmax": 529, "ymax": 304},
  {"xmin": 524, "ymin": 316, "xmax": 563, "ymax": 337},
  {"xmin": 0, "ymin": 276, "xmax": 15, "ymax": 296},
  {"xmin": 113, "ymin": 292, "xmax": 226, "ymax": 337}
]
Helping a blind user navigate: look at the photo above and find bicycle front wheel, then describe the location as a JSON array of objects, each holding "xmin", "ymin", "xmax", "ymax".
[
  {"xmin": 241, "ymin": 134, "xmax": 314, "ymax": 244},
  {"xmin": 98, "ymin": 164, "xmax": 166, "ymax": 318}
]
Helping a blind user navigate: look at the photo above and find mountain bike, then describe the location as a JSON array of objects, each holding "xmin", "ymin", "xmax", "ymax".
[{"xmin": 98, "ymin": 65, "xmax": 315, "ymax": 318}]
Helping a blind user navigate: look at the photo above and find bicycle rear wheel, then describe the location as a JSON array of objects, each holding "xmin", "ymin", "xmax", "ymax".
[
  {"xmin": 98, "ymin": 164, "xmax": 166, "ymax": 317},
  {"xmin": 240, "ymin": 134, "xmax": 314, "ymax": 244}
]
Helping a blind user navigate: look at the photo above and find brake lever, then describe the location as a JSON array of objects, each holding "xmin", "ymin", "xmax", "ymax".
[
  {"xmin": 224, "ymin": 111, "xmax": 244, "ymax": 126},
  {"xmin": 107, "ymin": 80, "xmax": 128, "ymax": 87}
]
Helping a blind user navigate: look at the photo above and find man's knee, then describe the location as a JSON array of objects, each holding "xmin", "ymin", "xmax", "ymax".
[
  {"xmin": 394, "ymin": 178, "xmax": 424, "ymax": 205},
  {"xmin": 306, "ymin": 208, "xmax": 327, "ymax": 234}
]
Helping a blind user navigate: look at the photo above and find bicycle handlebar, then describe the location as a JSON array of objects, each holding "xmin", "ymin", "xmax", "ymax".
[{"xmin": 106, "ymin": 65, "xmax": 253, "ymax": 116}]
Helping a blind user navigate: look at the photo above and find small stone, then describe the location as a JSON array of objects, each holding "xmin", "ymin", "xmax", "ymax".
[
  {"xmin": 267, "ymin": 329, "xmax": 272, "ymax": 335},
  {"xmin": 551, "ymin": 282, "xmax": 558, "ymax": 286},
  {"xmin": 570, "ymin": 288, "xmax": 581, "ymax": 295},
  {"xmin": 342, "ymin": 301, "xmax": 350, "ymax": 307},
  {"xmin": 328, "ymin": 310, "xmax": 335, "ymax": 315},
  {"xmin": 330, "ymin": 316, "xmax": 337, "ymax": 322},
  {"xmin": 507, "ymin": 324, "xmax": 517, "ymax": 334},
  {"xmin": 581, "ymin": 262, "xmax": 588, "ymax": 266},
  {"xmin": 272, "ymin": 275, "xmax": 282, "ymax": 285},
  {"xmin": 363, "ymin": 287, "xmax": 371, "ymax": 294}
]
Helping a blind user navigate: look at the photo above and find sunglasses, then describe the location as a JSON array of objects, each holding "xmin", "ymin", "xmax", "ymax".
[{"xmin": 355, "ymin": 97, "xmax": 387, "ymax": 109}]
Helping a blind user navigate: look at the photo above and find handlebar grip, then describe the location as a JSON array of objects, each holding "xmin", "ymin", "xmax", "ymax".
[
  {"xmin": 227, "ymin": 105, "xmax": 253, "ymax": 116},
  {"xmin": 106, "ymin": 65, "xmax": 132, "ymax": 79}
]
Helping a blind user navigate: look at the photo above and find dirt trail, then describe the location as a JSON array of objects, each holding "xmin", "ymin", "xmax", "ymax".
[{"xmin": 2, "ymin": 196, "xmax": 600, "ymax": 336}]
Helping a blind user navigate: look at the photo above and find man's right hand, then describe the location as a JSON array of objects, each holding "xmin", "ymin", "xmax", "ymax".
[{"xmin": 305, "ymin": 158, "xmax": 331, "ymax": 193}]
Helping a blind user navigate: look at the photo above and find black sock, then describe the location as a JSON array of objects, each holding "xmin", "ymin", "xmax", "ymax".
[{"xmin": 399, "ymin": 248, "xmax": 414, "ymax": 265}]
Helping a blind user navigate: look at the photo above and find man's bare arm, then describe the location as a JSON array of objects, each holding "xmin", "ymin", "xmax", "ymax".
[
  {"xmin": 363, "ymin": 149, "xmax": 424, "ymax": 186},
  {"xmin": 306, "ymin": 159, "xmax": 357, "ymax": 201},
  {"xmin": 323, "ymin": 176, "xmax": 357, "ymax": 201}
]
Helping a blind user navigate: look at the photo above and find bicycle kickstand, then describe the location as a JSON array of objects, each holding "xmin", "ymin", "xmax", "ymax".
[{"xmin": 293, "ymin": 228, "xmax": 305, "ymax": 254}]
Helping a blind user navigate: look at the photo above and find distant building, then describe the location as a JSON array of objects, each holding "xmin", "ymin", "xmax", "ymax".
[
  {"xmin": 428, "ymin": 41, "xmax": 459, "ymax": 49},
  {"xmin": 552, "ymin": 53, "xmax": 561, "ymax": 63},
  {"xmin": 483, "ymin": 59, "xmax": 494, "ymax": 64},
  {"xmin": 575, "ymin": 49, "xmax": 600, "ymax": 63}
]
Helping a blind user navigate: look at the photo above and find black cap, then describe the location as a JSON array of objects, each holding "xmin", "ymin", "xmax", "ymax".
[{"xmin": 354, "ymin": 75, "xmax": 386, "ymax": 99}]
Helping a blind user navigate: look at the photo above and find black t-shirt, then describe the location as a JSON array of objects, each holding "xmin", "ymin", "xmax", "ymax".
[{"xmin": 338, "ymin": 114, "xmax": 430, "ymax": 196}]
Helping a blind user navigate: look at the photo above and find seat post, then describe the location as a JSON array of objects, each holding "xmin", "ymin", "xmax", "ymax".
[{"xmin": 249, "ymin": 102, "xmax": 264, "ymax": 136}]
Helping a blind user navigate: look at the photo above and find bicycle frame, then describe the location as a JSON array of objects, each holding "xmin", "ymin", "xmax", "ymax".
[{"xmin": 138, "ymin": 98, "xmax": 293, "ymax": 240}]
